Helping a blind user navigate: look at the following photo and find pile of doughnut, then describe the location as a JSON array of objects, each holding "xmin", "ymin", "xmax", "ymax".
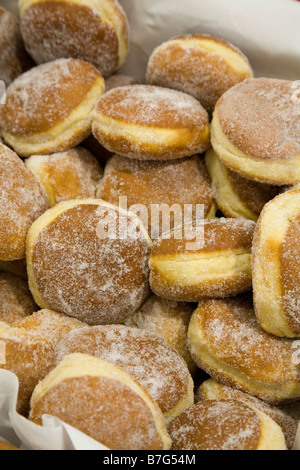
[{"xmin": 0, "ymin": 0, "xmax": 300, "ymax": 452}]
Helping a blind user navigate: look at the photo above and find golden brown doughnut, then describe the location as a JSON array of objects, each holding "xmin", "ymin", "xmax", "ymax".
[
  {"xmin": 92, "ymin": 85, "xmax": 210, "ymax": 161},
  {"xmin": 188, "ymin": 296, "xmax": 300, "ymax": 404},
  {"xmin": 55, "ymin": 324, "xmax": 194, "ymax": 424},
  {"xmin": 29, "ymin": 353, "xmax": 172, "ymax": 450},
  {"xmin": 0, "ymin": 273, "xmax": 37, "ymax": 324},
  {"xmin": 14, "ymin": 309, "xmax": 86, "ymax": 347},
  {"xmin": 0, "ymin": 58, "xmax": 105, "ymax": 157},
  {"xmin": 123, "ymin": 294, "xmax": 198, "ymax": 375},
  {"xmin": 0, "ymin": 6, "xmax": 33, "ymax": 87},
  {"xmin": 252, "ymin": 189, "xmax": 300, "ymax": 337},
  {"xmin": 149, "ymin": 218, "xmax": 255, "ymax": 302},
  {"xmin": 19, "ymin": 0, "xmax": 130, "ymax": 78},
  {"xmin": 198, "ymin": 378, "xmax": 299, "ymax": 450},
  {"xmin": 205, "ymin": 148, "xmax": 279, "ymax": 221},
  {"xmin": 0, "ymin": 143, "xmax": 49, "ymax": 261},
  {"xmin": 0, "ymin": 322, "xmax": 56, "ymax": 416},
  {"xmin": 25, "ymin": 147, "xmax": 103, "ymax": 207},
  {"xmin": 168, "ymin": 400, "xmax": 287, "ymax": 450},
  {"xmin": 146, "ymin": 33, "xmax": 253, "ymax": 116},
  {"xmin": 26, "ymin": 199, "xmax": 152, "ymax": 325},
  {"xmin": 98, "ymin": 154, "xmax": 216, "ymax": 238},
  {"xmin": 105, "ymin": 74, "xmax": 137, "ymax": 92},
  {"xmin": 211, "ymin": 78, "xmax": 300, "ymax": 185}
]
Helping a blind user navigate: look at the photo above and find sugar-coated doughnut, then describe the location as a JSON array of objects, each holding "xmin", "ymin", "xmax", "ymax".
[
  {"xmin": 211, "ymin": 78, "xmax": 300, "ymax": 185},
  {"xmin": 188, "ymin": 296, "xmax": 300, "ymax": 404},
  {"xmin": 168, "ymin": 399, "xmax": 287, "ymax": 450},
  {"xmin": 98, "ymin": 154, "xmax": 216, "ymax": 238},
  {"xmin": 25, "ymin": 147, "xmax": 103, "ymax": 207},
  {"xmin": 146, "ymin": 34, "xmax": 253, "ymax": 116},
  {"xmin": 198, "ymin": 378, "xmax": 299, "ymax": 450},
  {"xmin": 19, "ymin": 0, "xmax": 130, "ymax": 78},
  {"xmin": 123, "ymin": 294, "xmax": 198, "ymax": 375},
  {"xmin": 14, "ymin": 309, "xmax": 86, "ymax": 347},
  {"xmin": 149, "ymin": 218, "xmax": 255, "ymax": 302},
  {"xmin": 0, "ymin": 259, "xmax": 28, "ymax": 280},
  {"xmin": 55, "ymin": 324, "xmax": 194, "ymax": 424},
  {"xmin": 29, "ymin": 353, "xmax": 172, "ymax": 450},
  {"xmin": 105, "ymin": 74, "xmax": 137, "ymax": 92},
  {"xmin": 0, "ymin": 273, "xmax": 37, "ymax": 324},
  {"xmin": 26, "ymin": 199, "xmax": 152, "ymax": 325},
  {"xmin": 92, "ymin": 85, "xmax": 210, "ymax": 161},
  {"xmin": 0, "ymin": 322, "xmax": 56, "ymax": 416},
  {"xmin": 0, "ymin": 143, "xmax": 49, "ymax": 261},
  {"xmin": 0, "ymin": 7, "xmax": 33, "ymax": 87},
  {"xmin": 0, "ymin": 58, "xmax": 105, "ymax": 157},
  {"xmin": 205, "ymin": 148, "xmax": 279, "ymax": 221},
  {"xmin": 252, "ymin": 189, "xmax": 300, "ymax": 337}
]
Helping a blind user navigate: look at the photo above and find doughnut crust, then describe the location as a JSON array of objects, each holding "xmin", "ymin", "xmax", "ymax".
[
  {"xmin": 0, "ymin": 58, "xmax": 105, "ymax": 157},
  {"xmin": 0, "ymin": 273, "xmax": 37, "ymax": 324},
  {"xmin": 26, "ymin": 199, "xmax": 152, "ymax": 325},
  {"xmin": 149, "ymin": 218, "xmax": 255, "ymax": 302},
  {"xmin": 198, "ymin": 378, "xmax": 299, "ymax": 450},
  {"xmin": 92, "ymin": 85, "xmax": 210, "ymax": 161},
  {"xmin": 0, "ymin": 322, "xmax": 56, "ymax": 416},
  {"xmin": 98, "ymin": 154, "xmax": 216, "ymax": 238},
  {"xmin": 188, "ymin": 296, "xmax": 300, "ymax": 404},
  {"xmin": 19, "ymin": 0, "xmax": 130, "ymax": 78},
  {"xmin": 55, "ymin": 324, "xmax": 194, "ymax": 424},
  {"xmin": 29, "ymin": 353, "xmax": 172, "ymax": 450},
  {"xmin": 146, "ymin": 33, "xmax": 253, "ymax": 116},
  {"xmin": 14, "ymin": 309, "xmax": 86, "ymax": 346},
  {"xmin": 205, "ymin": 148, "xmax": 279, "ymax": 221},
  {"xmin": 168, "ymin": 400, "xmax": 287, "ymax": 450},
  {"xmin": 0, "ymin": 6, "xmax": 33, "ymax": 87},
  {"xmin": 211, "ymin": 78, "xmax": 300, "ymax": 185},
  {"xmin": 252, "ymin": 189, "xmax": 300, "ymax": 337},
  {"xmin": 0, "ymin": 143, "xmax": 49, "ymax": 261},
  {"xmin": 25, "ymin": 147, "xmax": 103, "ymax": 207},
  {"xmin": 124, "ymin": 294, "xmax": 198, "ymax": 375}
]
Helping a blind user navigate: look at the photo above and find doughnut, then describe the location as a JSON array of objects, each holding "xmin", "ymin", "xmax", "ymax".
[
  {"xmin": 105, "ymin": 74, "xmax": 137, "ymax": 92},
  {"xmin": 0, "ymin": 58, "xmax": 105, "ymax": 157},
  {"xmin": 98, "ymin": 154, "xmax": 216, "ymax": 238},
  {"xmin": 25, "ymin": 147, "xmax": 103, "ymax": 207},
  {"xmin": 205, "ymin": 148, "xmax": 279, "ymax": 221},
  {"xmin": 252, "ymin": 189, "xmax": 300, "ymax": 337},
  {"xmin": 19, "ymin": 0, "xmax": 130, "ymax": 78},
  {"xmin": 197, "ymin": 378, "xmax": 299, "ymax": 450},
  {"xmin": 0, "ymin": 322, "xmax": 56, "ymax": 416},
  {"xmin": 26, "ymin": 199, "xmax": 152, "ymax": 325},
  {"xmin": 14, "ymin": 309, "xmax": 86, "ymax": 347},
  {"xmin": 123, "ymin": 294, "xmax": 198, "ymax": 375},
  {"xmin": 0, "ymin": 259, "xmax": 28, "ymax": 280},
  {"xmin": 146, "ymin": 33, "xmax": 253, "ymax": 116},
  {"xmin": 0, "ymin": 273, "xmax": 37, "ymax": 324},
  {"xmin": 211, "ymin": 78, "xmax": 300, "ymax": 185},
  {"xmin": 29, "ymin": 353, "xmax": 172, "ymax": 450},
  {"xmin": 149, "ymin": 218, "xmax": 255, "ymax": 302},
  {"xmin": 0, "ymin": 143, "xmax": 49, "ymax": 261},
  {"xmin": 188, "ymin": 296, "xmax": 300, "ymax": 404},
  {"xmin": 92, "ymin": 85, "xmax": 210, "ymax": 161},
  {"xmin": 55, "ymin": 324, "xmax": 194, "ymax": 424},
  {"xmin": 0, "ymin": 6, "xmax": 33, "ymax": 87},
  {"xmin": 168, "ymin": 400, "xmax": 287, "ymax": 450}
]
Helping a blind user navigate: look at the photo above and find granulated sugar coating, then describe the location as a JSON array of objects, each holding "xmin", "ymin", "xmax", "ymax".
[
  {"xmin": 0, "ymin": 273, "xmax": 37, "ymax": 324},
  {"xmin": 168, "ymin": 400, "xmax": 262, "ymax": 450},
  {"xmin": 92, "ymin": 85, "xmax": 210, "ymax": 160},
  {"xmin": 216, "ymin": 78, "xmax": 300, "ymax": 161},
  {"xmin": 55, "ymin": 324, "xmax": 194, "ymax": 421},
  {"xmin": 0, "ymin": 143, "xmax": 49, "ymax": 261},
  {"xmin": 27, "ymin": 201, "xmax": 151, "ymax": 325}
]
